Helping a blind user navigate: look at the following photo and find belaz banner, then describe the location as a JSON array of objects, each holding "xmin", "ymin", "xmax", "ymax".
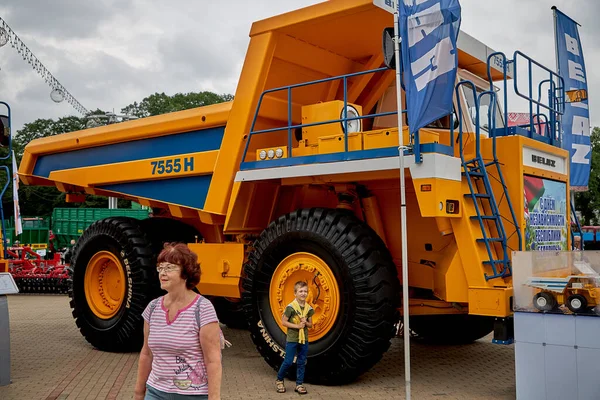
[
  {"xmin": 553, "ymin": 7, "xmax": 591, "ymax": 191},
  {"xmin": 399, "ymin": 0, "xmax": 461, "ymax": 134}
]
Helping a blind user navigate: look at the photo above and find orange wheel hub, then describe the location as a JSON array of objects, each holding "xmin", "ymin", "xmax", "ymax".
[
  {"xmin": 269, "ymin": 252, "xmax": 340, "ymax": 342},
  {"xmin": 84, "ymin": 251, "xmax": 126, "ymax": 319}
]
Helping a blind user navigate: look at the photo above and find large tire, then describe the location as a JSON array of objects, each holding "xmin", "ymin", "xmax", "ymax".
[
  {"xmin": 69, "ymin": 217, "xmax": 154, "ymax": 352},
  {"xmin": 138, "ymin": 217, "xmax": 201, "ymax": 252},
  {"xmin": 408, "ymin": 314, "xmax": 495, "ymax": 344},
  {"xmin": 211, "ymin": 297, "xmax": 247, "ymax": 329},
  {"xmin": 242, "ymin": 208, "xmax": 401, "ymax": 385},
  {"xmin": 137, "ymin": 217, "xmax": 201, "ymax": 298},
  {"xmin": 139, "ymin": 217, "xmax": 246, "ymax": 328}
]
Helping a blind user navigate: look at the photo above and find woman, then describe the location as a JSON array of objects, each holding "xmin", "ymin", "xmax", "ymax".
[{"xmin": 134, "ymin": 242, "xmax": 223, "ymax": 400}]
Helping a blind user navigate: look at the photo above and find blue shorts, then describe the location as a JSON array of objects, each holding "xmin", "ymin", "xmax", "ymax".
[{"xmin": 145, "ymin": 384, "xmax": 209, "ymax": 400}]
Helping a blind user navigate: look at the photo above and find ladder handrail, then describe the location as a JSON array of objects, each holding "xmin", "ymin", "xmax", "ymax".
[
  {"xmin": 478, "ymin": 89, "xmax": 523, "ymax": 252},
  {"xmin": 455, "ymin": 79, "xmax": 518, "ymax": 279},
  {"xmin": 456, "ymin": 80, "xmax": 501, "ymax": 278},
  {"xmin": 486, "ymin": 52, "xmax": 509, "ymax": 139},
  {"xmin": 455, "ymin": 80, "xmax": 481, "ymax": 161},
  {"xmin": 536, "ymin": 78, "xmax": 560, "ymax": 144}
]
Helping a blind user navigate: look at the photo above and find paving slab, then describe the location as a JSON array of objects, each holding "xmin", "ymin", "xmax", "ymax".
[{"xmin": 0, "ymin": 295, "xmax": 516, "ymax": 399}]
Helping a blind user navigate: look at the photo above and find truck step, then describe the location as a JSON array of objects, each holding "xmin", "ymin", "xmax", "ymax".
[
  {"xmin": 477, "ymin": 237, "xmax": 504, "ymax": 242},
  {"xmin": 465, "ymin": 193, "xmax": 490, "ymax": 199},
  {"xmin": 463, "ymin": 171, "xmax": 485, "ymax": 177},
  {"xmin": 470, "ymin": 215, "xmax": 497, "ymax": 220},
  {"xmin": 483, "ymin": 259, "xmax": 509, "ymax": 265}
]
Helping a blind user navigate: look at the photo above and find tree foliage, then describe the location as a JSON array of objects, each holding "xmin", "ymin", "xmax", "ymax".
[{"xmin": 121, "ymin": 91, "xmax": 233, "ymax": 118}]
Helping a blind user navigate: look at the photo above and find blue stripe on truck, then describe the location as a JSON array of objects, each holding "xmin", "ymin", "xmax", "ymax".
[
  {"xmin": 99, "ymin": 175, "xmax": 213, "ymax": 210},
  {"xmin": 33, "ymin": 126, "xmax": 225, "ymax": 178}
]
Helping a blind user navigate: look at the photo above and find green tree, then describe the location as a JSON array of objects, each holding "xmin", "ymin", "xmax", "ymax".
[
  {"xmin": 121, "ymin": 91, "xmax": 233, "ymax": 118},
  {"xmin": 574, "ymin": 126, "xmax": 600, "ymax": 225}
]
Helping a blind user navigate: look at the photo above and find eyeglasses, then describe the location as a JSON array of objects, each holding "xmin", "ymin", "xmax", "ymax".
[{"xmin": 157, "ymin": 263, "xmax": 181, "ymax": 274}]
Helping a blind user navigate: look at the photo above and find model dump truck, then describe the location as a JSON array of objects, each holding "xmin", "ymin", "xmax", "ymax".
[
  {"xmin": 17, "ymin": 1, "xmax": 573, "ymax": 384},
  {"xmin": 527, "ymin": 261, "xmax": 600, "ymax": 313}
]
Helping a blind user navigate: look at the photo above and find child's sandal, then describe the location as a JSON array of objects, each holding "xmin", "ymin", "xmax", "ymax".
[
  {"xmin": 295, "ymin": 384, "xmax": 308, "ymax": 395},
  {"xmin": 276, "ymin": 380, "xmax": 286, "ymax": 393}
]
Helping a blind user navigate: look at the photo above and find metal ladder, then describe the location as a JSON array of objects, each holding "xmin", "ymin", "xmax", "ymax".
[{"xmin": 455, "ymin": 81, "xmax": 521, "ymax": 280}]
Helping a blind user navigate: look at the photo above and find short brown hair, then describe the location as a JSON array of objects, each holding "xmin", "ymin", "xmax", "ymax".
[
  {"xmin": 157, "ymin": 242, "xmax": 200, "ymax": 290},
  {"xmin": 294, "ymin": 281, "xmax": 308, "ymax": 292}
]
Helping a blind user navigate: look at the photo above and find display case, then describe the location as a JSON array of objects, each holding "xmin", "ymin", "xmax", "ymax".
[{"xmin": 513, "ymin": 250, "xmax": 600, "ymax": 316}]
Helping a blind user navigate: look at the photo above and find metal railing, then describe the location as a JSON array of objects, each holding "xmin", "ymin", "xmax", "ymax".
[
  {"xmin": 486, "ymin": 51, "xmax": 565, "ymax": 147},
  {"xmin": 240, "ymin": 67, "xmax": 407, "ymax": 164}
]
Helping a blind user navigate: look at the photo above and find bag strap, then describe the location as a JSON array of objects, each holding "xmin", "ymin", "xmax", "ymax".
[
  {"xmin": 194, "ymin": 295, "xmax": 232, "ymax": 349},
  {"xmin": 148, "ymin": 297, "xmax": 160, "ymax": 323}
]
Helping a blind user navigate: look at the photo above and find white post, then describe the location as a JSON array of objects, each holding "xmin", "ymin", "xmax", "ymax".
[{"xmin": 394, "ymin": 9, "xmax": 411, "ymax": 400}]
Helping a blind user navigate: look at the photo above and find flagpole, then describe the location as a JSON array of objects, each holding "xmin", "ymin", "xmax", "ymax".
[{"xmin": 394, "ymin": 7, "xmax": 411, "ymax": 400}]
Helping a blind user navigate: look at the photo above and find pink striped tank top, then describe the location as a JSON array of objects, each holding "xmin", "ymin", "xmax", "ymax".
[{"xmin": 142, "ymin": 294, "xmax": 219, "ymax": 395}]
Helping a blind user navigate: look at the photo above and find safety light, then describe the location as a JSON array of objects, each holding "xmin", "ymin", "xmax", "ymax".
[
  {"xmin": 259, "ymin": 150, "xmax": 267, "ymax": 160},
  {"xmin": 275, "ymin": 148, "xmax": 284, "ymax": 158},
  {"xmin": 267, "ymin": 149, "xmax": 275, "ymax": 159},
  {"xmin": 341, "ymin": 105, "xmax": 361, "ymax": 133}
]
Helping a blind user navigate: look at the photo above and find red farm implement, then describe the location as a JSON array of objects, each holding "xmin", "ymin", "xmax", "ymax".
[{"xmin": 7, "ymin": 245, "xmax": 71, "ymax": 294}]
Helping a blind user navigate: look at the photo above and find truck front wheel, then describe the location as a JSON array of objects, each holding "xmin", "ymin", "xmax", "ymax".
[
  {"xmin": 69, "ymin": 217, "xmax": 154, "ymax": 352},
  {"xmin": 242, "ymin": 208, "xmax": 400, "ymax": 385}
]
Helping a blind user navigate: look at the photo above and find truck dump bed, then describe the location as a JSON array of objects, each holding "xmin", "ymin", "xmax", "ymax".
[
  {"xmin": 18, "ymin": 0, "xmax": 506, "ymax": 222},
  {"xmin": 19, "ymin": 102, "xmax": 231, "ymax": 218}
]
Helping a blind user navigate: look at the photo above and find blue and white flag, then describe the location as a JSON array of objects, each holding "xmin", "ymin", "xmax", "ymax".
[
  {"xmin": 399, "ymin": 0, "xmax": 461, "ymax": 134},
  {"xmin": 553, "ymin": 7, "xmax": 590, "ymax": 191}
]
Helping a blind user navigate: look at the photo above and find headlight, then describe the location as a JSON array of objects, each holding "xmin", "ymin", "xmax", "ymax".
[
  {"xmin": 341, "ymin": 105, "xmax": 361, "ymax": 133},
  {"xmin": 275, "ymin": 148, "xmax": 283, "ymax": 158},
  {"xmin": 267, "ymin": 149, "xmax": 275, "ymax": 159},
  {"xmin": 259, "ymin": 150, "xmax": 267, "ymax": 160}
]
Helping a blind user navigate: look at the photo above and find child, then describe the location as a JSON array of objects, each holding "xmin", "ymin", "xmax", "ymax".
[{"xmin": 275, "ymin": 281, "xmax": 314, "ymax": 395}]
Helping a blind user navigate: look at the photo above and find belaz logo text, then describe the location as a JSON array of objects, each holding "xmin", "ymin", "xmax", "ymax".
[{"xmin": 531, "ymin": 154, "xmax": 556, "ymax": 168}]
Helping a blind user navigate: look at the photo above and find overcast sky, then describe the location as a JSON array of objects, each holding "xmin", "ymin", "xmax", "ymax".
[{"xmin": 0, "ymin": 0, "xmax": 598, "ymax": 134}]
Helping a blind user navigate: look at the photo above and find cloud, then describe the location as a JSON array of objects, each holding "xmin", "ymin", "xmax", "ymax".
[
  {"xmin": 460, "ymin": 0, "xmax": 600, "ymax": 127},
  {"xmin": 0, "ymin": 0, "xmax": 136, "ymax": 39},
  {"xmin": 0, "ymin": 0, "xmax": 598, "ymax": 136}
]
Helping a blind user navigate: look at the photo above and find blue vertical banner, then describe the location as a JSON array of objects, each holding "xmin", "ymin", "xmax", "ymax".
[
  {"xmin": 398, "ymin": 0, "xmax": 461, "ymax": 134},
  {"xmin": 553, "ymin": 7, "xmax": 591, "ymax": 191}
]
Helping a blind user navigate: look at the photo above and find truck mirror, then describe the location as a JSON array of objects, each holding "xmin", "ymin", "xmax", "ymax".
[
  {"xmin": 0, "ymin": 115, "xmax": 9, "ymax": 148},
  {"xmin": 382, "ymin": 27, "xmax": 396, "ymax": 69}
]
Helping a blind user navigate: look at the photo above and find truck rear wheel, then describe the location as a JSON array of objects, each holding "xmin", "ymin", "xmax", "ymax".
[
  {"xmin": 138, "ymin": 217, "xmax": 200, "ymax": 298},
  {"xmin": 408, "ymin": 314, "xmax": 495, "ymax": 344},
  {"xmin": 566, "ymin": 294, "xmax": 587, "ymax": 313},
  {"xmin": 242, "ymin": 208, "xmax": 400, "ymax": 385},
  {"xmin": 69, "ymin": 217, "xmax": 154, "ymax": 352}
]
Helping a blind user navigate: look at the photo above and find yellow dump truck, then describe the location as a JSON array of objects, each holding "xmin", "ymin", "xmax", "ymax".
[{"xmin": 18, "ymin": 0, "xmax": 573, "ymax": 384}]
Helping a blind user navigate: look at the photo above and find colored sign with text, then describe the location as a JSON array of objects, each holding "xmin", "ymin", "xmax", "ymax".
[
  {"xmin": 524, "ymin": 175, "xmax": 568, "ymax": 251},
  {"xmin": 150, "ymin": 157, "xmax": 194, "ymax": 175}
]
